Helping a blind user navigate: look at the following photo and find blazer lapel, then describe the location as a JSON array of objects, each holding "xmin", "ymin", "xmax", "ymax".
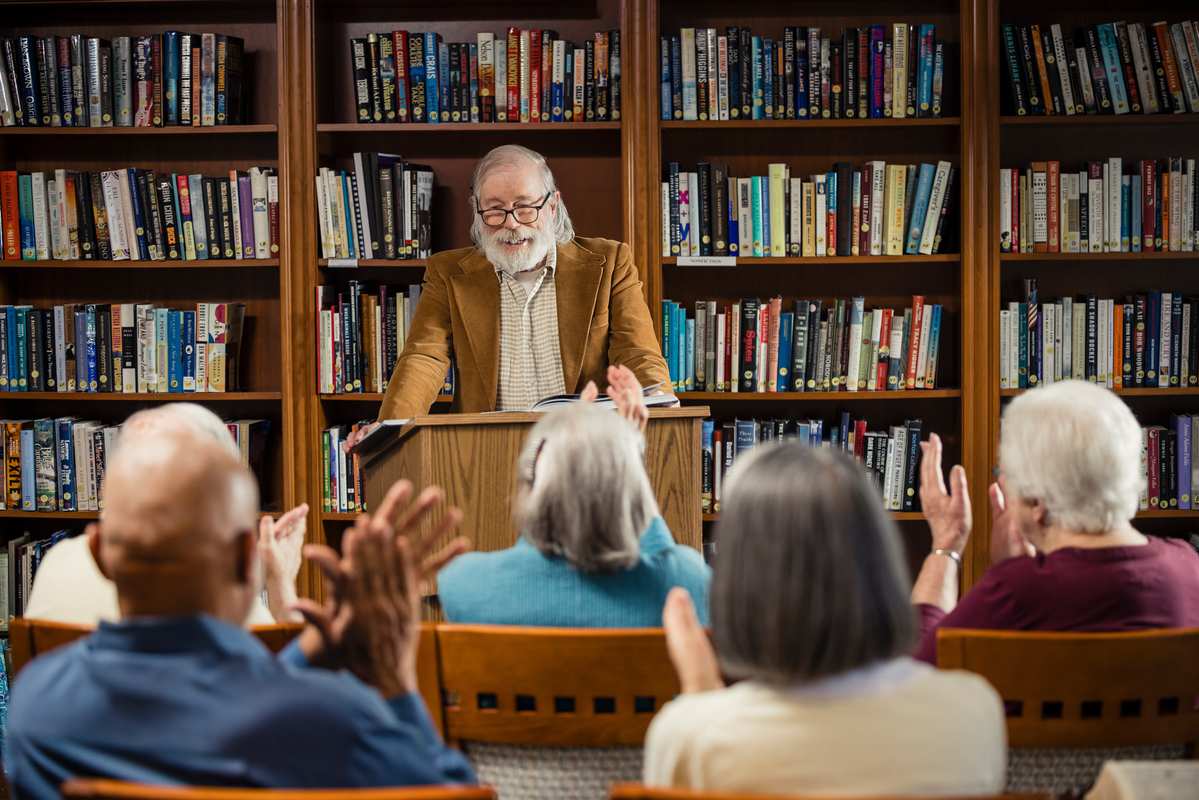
[
  {"xmin": 554, "ymin": 241, "xmax": 605, "ymax": 391},
  {"xmin": 449, "ymin": 250, "xmax": 500, "ymax": 408}
]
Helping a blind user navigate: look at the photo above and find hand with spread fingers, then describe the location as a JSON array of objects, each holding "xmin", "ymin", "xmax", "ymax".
[
  {"xmin": 579, "ymin": 364, "xmax": 649, "ymax": 434},
  {"xmin": 293, "ymin": 480, "xmax": 469, "ymax": 698}
]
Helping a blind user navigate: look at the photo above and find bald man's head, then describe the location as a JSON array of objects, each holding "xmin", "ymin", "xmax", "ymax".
[{"xmin": 91, "ymin": 432, "xmax": 261, "ymax": 622}]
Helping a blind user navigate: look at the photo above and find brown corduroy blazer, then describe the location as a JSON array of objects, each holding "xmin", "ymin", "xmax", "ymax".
[{"xmin": 378, "ymin": 237, "xmax": 670, "ymax": 419}]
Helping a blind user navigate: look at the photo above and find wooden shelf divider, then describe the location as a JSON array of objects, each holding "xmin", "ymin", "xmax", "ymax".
[{"xmin": 12, "ymin": 0, "xmax": 1194, "ymax": 606}]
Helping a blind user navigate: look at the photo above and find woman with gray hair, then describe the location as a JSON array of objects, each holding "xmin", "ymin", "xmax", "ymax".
[
  {"xmin": 912, "ymin": 380, "xmax": 1199, "ymax": 663},
  {"xmin": 644, "ymin": 444, "xmax": 1005, "ymax": 795},
  {"xmin": 436, "ymin": 365, "xmax": 710, "ymax": 626}
]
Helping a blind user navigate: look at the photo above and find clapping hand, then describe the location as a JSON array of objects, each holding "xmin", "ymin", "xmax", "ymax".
[
  {"xmin": 579, "ymin": 364, "xmax": 649, "ymax": 434},
  {"xmin": 662, "ymin": 587, "xmax": 723, "ymax": 694},
  {"xmin": 988, "ymin": 476, "xmax": 1035, "ymax": 563},
  {"xmin": 918, "ymin": 433, "xmax": 971, "ymax": 557},
  {"xmin": 293, "ymin": 480, "xmax": 470, "ymax": 697},
  {"xmin": 258, "ymin": 503, "xmax": 309, "ymax": 623}
]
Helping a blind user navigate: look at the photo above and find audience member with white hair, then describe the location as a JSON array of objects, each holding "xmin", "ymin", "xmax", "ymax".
[
  {"xmin": 912, "ymin": 380, "xmax": 1199, "ymax": 662},
  {"xmin": 644, "ymin": 444, "xmax": 1005, "ymax": 795},
  {"xmin": 24, "ymin": 402, "xmax": 308, "ymax": 626},
  {"xmin": 436, "ymin": 364, "xmax": 711, "ymax": 626}
]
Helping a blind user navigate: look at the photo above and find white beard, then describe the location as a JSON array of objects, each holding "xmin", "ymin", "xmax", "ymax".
[{"xmin": 482, "ymin": 223, "xmax": 556, "ymax": 276}]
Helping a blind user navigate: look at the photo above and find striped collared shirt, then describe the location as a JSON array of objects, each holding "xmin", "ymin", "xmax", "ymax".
[{"xmin": 494, "ymin": 247, "xmax": 565, "ymax": 411}]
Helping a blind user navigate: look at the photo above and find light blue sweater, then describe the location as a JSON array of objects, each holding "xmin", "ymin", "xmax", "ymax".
[{"xmin": 437, "ymin": 517, "xmax": 711, "ymax": 627}]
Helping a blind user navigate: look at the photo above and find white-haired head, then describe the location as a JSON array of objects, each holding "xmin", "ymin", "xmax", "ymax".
[
  {"xmin": 469, "ymin": 144, "xmax": 575, "ymax": 248},
  {"xmin": 514, "ymin": 402, "xmax": 657, "ymax": 573},
  {"xmin": 117, "ymin": 403, "xmax": 239, "ymax": 460},
  {"xmin": 999, "ymin": 382, "xmax": 1143, "ymax": 533}
]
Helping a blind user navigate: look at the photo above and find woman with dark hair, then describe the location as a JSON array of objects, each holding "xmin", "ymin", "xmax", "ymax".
[{"xmin": 644, "ymin": 444, "xmax": 1006, "ymax": 795}]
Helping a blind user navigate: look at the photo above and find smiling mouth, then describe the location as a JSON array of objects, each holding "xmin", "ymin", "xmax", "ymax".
[{"xmin": 502, "ymin": 239, "xmax": 529, "ymax": 247}]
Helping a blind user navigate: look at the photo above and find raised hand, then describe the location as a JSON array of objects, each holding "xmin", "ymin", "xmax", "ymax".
[
  {"xmin": 293, "ymin": 480, "xmax": 469, "ymax": 697},
  {"xmin": 988, "ymin": 477, "xmax": 1035, "ymax": 563},
  {"xmin": 918, "ymin": 433, "xmax": 971, "ymax": 556},
  {"xmin": 662, "ymin": 587, "xmax": 723, "ymax": 694},
  {"xmin": 604, "ymin": 364, "xmax": 649, "ymax": 434},
  {"xmin": 258, "ymin": 503, "xmax": 309, "ymax": 623}
]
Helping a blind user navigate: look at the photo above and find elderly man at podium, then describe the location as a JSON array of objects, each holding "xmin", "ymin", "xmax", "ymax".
[{"xmin": 363, "ymin": 144, "xmax": 668, "ymax": 437}]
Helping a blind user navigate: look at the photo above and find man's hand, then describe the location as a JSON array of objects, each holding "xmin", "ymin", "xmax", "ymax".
[
  {"xmin": 342, "ymin": 422, "xmax": 381, "ymax": 453},
  {"xmin": 579, "ymin": 365, "xmax": 649, "ymax": 434},
  {"xmin": 989, "ymin": 476, "xmax": 1035, "ymax": 563},
  {"xmin": 293, "ymin": 480, "xmax": 470, "ymax": 697},
  {"xmin": 919, "ymin": 433, "xmax": 971, "ymax": 557},
  {"xmin": 662, "ymin": 587, "xmax": 723, "ymax": 694},
  {"xmin": 258, "ymin": 504, "xmax": 308, "ymax": 623}
]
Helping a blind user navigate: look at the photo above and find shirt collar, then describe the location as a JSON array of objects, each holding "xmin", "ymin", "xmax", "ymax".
[{"xmin": 89, "ymin": 614, "xmax": 270, "ymax": 659}]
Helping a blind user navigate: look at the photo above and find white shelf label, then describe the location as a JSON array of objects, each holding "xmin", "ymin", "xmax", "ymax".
[
  {"xmin": 327, "ymin": 258, "xmax": 359, "ymax": 268},
  {"xmin": 677, "ymin": 256, "xmax": 736, "ymax": 267}
]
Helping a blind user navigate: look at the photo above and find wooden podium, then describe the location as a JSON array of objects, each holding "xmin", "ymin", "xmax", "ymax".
[{"xmin": 359, "ymin": 407, "xmax": 710, "ymax": 556}]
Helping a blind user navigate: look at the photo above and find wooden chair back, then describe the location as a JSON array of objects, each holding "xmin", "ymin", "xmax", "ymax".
[
  {"xmin": 60, "ymin": 778, "xmax": 496, "ymax": 800},
  {"xmin": 435, "ymin": 624, "xmax": 679, "ymax": 747},
  {"xmin": 936, "ymin": 627, "xmax": 1199, "ymax": 751},
  {"xmin": 6, "ymin": 619, "xmax": 304, "ymax": 679},
  {"xmin": 607, "ymin": 785, "xmax": 1052, "ymax": 800}
]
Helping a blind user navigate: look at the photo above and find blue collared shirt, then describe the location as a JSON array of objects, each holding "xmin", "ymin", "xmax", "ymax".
[
  {"xmin": 438, "ymin": 516, "xmax": 711, "ymax": 627},
  {"xmin": 6, "ymin": 615, "xmax": 475, "ymax": 800}
]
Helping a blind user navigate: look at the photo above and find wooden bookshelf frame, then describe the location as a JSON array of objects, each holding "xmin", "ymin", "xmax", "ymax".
[
  {"xmin": 4, "ymin": 0, "xmax": 1194, "ymax": 606},
  {"xmin": 982, "ymin": 0, "xmax": 1199, "ymax": 559},
  {"xmin": 0, "ymin": 0, "xmax": 299, "ymax": 569}
]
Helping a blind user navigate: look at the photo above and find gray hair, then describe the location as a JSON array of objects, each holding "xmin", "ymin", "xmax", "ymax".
[
  {"xmin": 514, "ymin": 403, "xmax": 658, "ymax": 573},
  {"xmin": 117, "ymin": 403, "xmax": 239, "ymax": 460},
  {"xmin": 1000, "ymin": 381, "xmax": 1142, "ymax": 533},
  {"xmin": 712, "ymin": 444, "xmax": 916, "ymax": 685},
  {"xmin": 469, "ymin": 144, "xmax": 575, "ymax": 245}
]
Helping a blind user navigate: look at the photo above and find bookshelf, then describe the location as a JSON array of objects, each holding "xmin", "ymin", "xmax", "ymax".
[
  {"xmin": 645, "ymin": 0, "xmax": 983, "ymax": 579},
  {"xmin": 7, "ymin": 0, "xmax": 1192, "ymax": 609},
  {"xmin": 983, "ymin": 0, "xmax": 1199, "ymax": 553},
  {"xmin": 0, "ymin": 0, "xmax": 297, "ymax": 581},
  {"xmin": 296, "ymin": 0, "xmax": 635, "ymax": 584}
]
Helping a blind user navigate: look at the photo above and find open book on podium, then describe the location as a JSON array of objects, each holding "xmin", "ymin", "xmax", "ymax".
[{"xmin": 351, "ymin": 406, "xmax": 708, "ymax": 578}]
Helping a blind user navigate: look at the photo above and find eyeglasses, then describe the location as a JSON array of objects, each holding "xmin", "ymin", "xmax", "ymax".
[
  {"xmin": 475, "ymin": 193, "xmax": 552, "ymax": 227},
  {"xmin": 992, "ymin": 465, "xmax": 1005, "ymax": 481}
]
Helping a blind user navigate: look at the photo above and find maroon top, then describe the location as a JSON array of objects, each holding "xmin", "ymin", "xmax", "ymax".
[{"xmin": 915, "ymin": 536, "xmax": 1199, "ymax": 664}]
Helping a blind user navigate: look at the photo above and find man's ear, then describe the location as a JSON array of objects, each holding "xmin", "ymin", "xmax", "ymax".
[
  {"xmin": 86, "ymin": 523, "xmax": 111, "ymax": 580},
  {"xmin": 234, "ymin": 529, "xmax": 257, "ymax": 586}
]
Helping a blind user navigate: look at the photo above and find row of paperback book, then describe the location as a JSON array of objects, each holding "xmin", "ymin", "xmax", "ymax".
[
  {"xmin": 1, "ymin": 415, "xmax": 268, "ymax": 513},
  {"xmin": 315, "ymin": 281, "xmax": 452, "ymax": 396},
  {"xmin": 1001, "ymin": 20, "xmax": 1199, "ymax": 116},
  {"xmin": 0, "ymin": 302, "xmax": 247, "ymax": 394},
  {"xmin": 323, "ymin": 421, "xmax": 374, "ymax": 513},
  {"xmin": 701, "ymin": 414, "xmax": 926, "ymax": 513},
  {"xmin": 663, "ymin": 295, "xmax": 944, "ymax": 394},
  {"xmin": 3, "ymin": 527, "xmax": 77, "ymax": 623},
  {"xmin": 0, "ymin": 167, "xmax": 279, "ymax": 261},
  {"xmin": 661, "ymin": 23, "xmax": 945, "ymax": 122},
  {"xmin": 1141, "ymin": 415, "xmax": 1198, "ymax": 511},
  {"xmin": 1000, "ymin": 159, "xmax": 1197, "ymax": 254},
  {"xmin": 1000, "ymin": 281, "xmax": 1198, "ymax": 389},
  {"xmin": 0, "ymin": 33, "xmax": 247, "ymax": 127},
  {"xmin": 662, "ymin": 160, "xmax": 956, "ymax": 258},
  {"xmin": 316, "ymin": 156, "xmax": 432, "ymax": 260},
  {"xmin": 351, "ymin": 29, "xmax": 619, "ymax": 124}
]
